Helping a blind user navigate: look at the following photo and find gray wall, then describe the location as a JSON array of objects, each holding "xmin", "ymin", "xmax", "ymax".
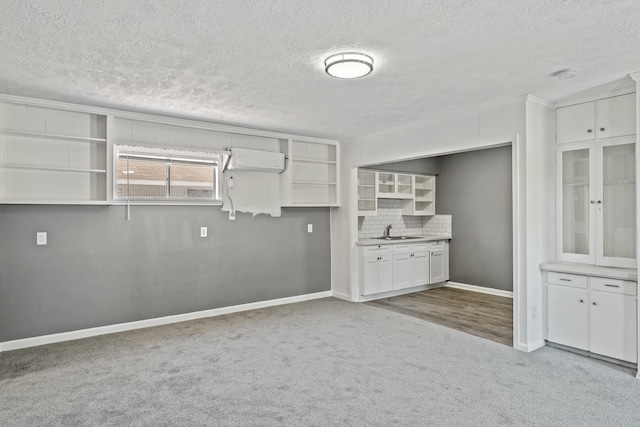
[
  {"xmin": 369, "ymin": 158, "xmax": 441, "ymax": 175},
  {"xmin": 0, "ymin": 205, "xmax": 330, "ymax": 342},
  {"xmin": 436, "ymin": 145, "xmax": 513, "ymax": 291}
]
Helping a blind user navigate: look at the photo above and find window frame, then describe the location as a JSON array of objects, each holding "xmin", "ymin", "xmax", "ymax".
[{"xmin": 113, "ymin": 145, "xmax": 223, "ymax": 205}]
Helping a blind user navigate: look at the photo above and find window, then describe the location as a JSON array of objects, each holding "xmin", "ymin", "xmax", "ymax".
[{"xmin": 115, "ymin": 146, "xmax": 221, "ymax": 202}]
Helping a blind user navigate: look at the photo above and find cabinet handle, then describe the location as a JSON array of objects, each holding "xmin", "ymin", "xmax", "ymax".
[
  {"xmin": 604, "ymin": 284, "xmax": 620, "ymax": 288},
  {"xmin": 590, "ymin": 200, "xmax": 595, "ymax": 204},
  {"xmin": 600, "ymin": 127, "xmax": 605, "ymax": 132},
  {"xmin": 587, "ymin": 129, "xmax": 593, "ymax": 133},
  {"xmin": 597, "ymin": 200, "xmax": 602, "ymax": 204},
  {"xmin": 579, "ymin": 299, "xmax": 584, "ymax": 303},
  {"xmin": 559, "ymin": 278, "xmax": 572, "ymax": 282},
  {"xmin": 592, "ymin": 302, "xmax": 597, "ymax": 306}
]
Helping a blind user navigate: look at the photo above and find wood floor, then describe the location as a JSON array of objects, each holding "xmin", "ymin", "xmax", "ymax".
[{"xmin": 367, "ymin": 287, "xmax": 513, "ymax": 346}]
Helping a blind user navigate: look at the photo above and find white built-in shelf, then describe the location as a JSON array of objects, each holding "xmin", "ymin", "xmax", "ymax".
[
  {"xmin": 0, "ymin": 129, "xmax": 106, "ymax": 143},
  {"xmin": 0, "ymin": 164, "xmax": 107, "ymax": 174},
  {"xmin": 0, "ymin": 199, "xmax": 110, "ymax": 205}
]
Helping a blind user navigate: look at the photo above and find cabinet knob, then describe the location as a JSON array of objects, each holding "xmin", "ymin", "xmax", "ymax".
[
  {"xmin": 579, "ymin": 299, "xmax": 584, "ymax": 303},
  {"xmin": 600, "ymin": 127, "xmax": 605, "ymax": 132},
  {"xmin": 590, "ymin": 200, "xmax": 595, "ymax": 204},
  {"xmin": 592, "ymin": 302, "xmax": 597, "ymax": 306},
  {"xmin": 587, "ymin": 129, "xmax": 593, "ymax": 133},
  {"xmin": 596, "ymin": 200, "xmax": 602, "ymax": 204}
]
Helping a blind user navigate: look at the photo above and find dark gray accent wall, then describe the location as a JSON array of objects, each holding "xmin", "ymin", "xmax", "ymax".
[
  {"xmin": 0, "ymin": 205, "xmax": 330, "ymax": 342},
  {"xmin": 436, "ymin": 145, "xmax": 513, "ymax": 291},
  {"xmin": 369, "ymin": 158, "xmax": 441, "ymax": 175}
]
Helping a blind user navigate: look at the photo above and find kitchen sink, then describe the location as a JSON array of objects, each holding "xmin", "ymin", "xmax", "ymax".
[{"xmin": 373, "ymin": 236, "xmax": 423, "ymax": 240}]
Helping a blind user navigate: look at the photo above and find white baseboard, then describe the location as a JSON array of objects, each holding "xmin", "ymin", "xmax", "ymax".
[
  {"xmin": 0, "ymin": 290, "xmax": 333, "ymax": 353},
  {"xmin": 516, "ymin": 340, "xmax": 546, "ymax": 353},
  {"xmin": 446, "ymin": 281, "xmax": 514, "ymax": 298},
  {"xmin": 331, "ymin": 291, "xmax": 353, "ymax": 302}
]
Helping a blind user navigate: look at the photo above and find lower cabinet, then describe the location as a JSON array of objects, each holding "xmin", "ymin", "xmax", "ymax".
[
  {"xmin": 361, "ymin": 246, "xmax": 393, "ymax": 296},
  {"xmin": 360, "ymin": 240, "xmax": 449, "ymax": 297},
  {"xmin": 392, "ymin": 244, "xmax": 428, "ymax": 290},
  {"xmin": 546, "ymin": 271, "xmax": 637, "ymax": 363}
]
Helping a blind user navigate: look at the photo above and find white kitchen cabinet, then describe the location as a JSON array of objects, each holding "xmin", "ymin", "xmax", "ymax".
[
  {"xmin": 357, "ymin": 169, "xmax": 377, "ymax": 216},
  {"xmin": 545, "ymin": 269, "xmax": 637, "ymax": 364},
  {"xmin": 0, "ymin": 101, "xmax": 108, "ymax": 204},
  {"xmin": 557, "ymin": 136, "xmax": 636, "ymax": 268},
  {"xmin": 547, "ymin": 284, "xmax": 589, "ymax": 350},
  {"xmin": 589, "ymin": 289, "xmax": 637, "ymax": 362},
  {"xmin": 556, "ymin": 93, "xmax": 636, "ymax": 144},
  {"xmin": 361, "ymin": 246, "xmax": 392, "ymax": 295},
  {"xmin": 377, "ymin": 172, "xmax": 413, "ymax": 199},
  {"xmin": 392, "ymin": 243, "xmax": 429, "ymax": 290},
  {"xmin": 427, "ymin": 240, "xmax": 449, "ymax": 283},
  {"xmin": 401, "ymin": 174, "xmax": 436, "ymax": 216}
]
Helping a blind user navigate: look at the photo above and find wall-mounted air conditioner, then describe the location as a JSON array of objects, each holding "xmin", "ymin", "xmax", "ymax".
[{"xmin": 227, "ymin": 148, "xmax": 285, "ymax": 172}]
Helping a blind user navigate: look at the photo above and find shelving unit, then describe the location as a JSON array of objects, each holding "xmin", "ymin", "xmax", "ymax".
[
  {"xmin": 402, "ymin": 174, "xmax": 435, "ymax": 216},
  {"xmin": 285, "ymin": 140, "xmax": 339, "ymax": 206},
  {"xmin": 357, "ymin": 170, "xmax": 376, "ymax": 215},
  {"xmin": 0, "ymin": 101, "xmax": 108, "ymax": 203}
]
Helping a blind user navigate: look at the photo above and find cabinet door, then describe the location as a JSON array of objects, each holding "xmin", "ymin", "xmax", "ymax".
[
  {"xmin": 557, "ymin": 143, "xmax": 596, "ymax": 264},
  {"xmin": 357, "ymin": 170, "xmax": 377, "ymax": 216},
  {"xmin": 597, "ymin": 93, "xmax": 636, "ymax": 140},
  {"xmin": 362, "ymin": 255, "xmax": 380, "ymax": 295},
  {"xmin": 596, "ymin": 139, "xmax": 636, "ymax": 268},
  {"xmin": 429, "ymin": 250, "xmax": 445, "ymax": 283},
  {"xmin": 556, "ymin": 102, "xmax": 595, "ymax": 144},
  {"xmin": 410, "ymin": 252, "xmax": 429, "ymax": 287},
  {"xmin": 392, "ymin": 253, "xmax": 411, "ymax": 290},
  {"xmin": 589, "ymin": 291, "xmax": 637, "ymax": 363},
  {"xmin": 378, "ymin": 253, "xmax": 393, "ymax": 293},
  {"xmin": 377, "ymin": 172, "xmax": 396, "ymax": 197},
  {"xmin": 547, "ymin": 285, "xmax": 589, "ymax": 350}
]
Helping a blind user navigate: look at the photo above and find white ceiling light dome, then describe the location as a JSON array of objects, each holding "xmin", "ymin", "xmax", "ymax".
[{"xmin": 324, "ymin": 52, "xmax": 374, "ymax": 79}]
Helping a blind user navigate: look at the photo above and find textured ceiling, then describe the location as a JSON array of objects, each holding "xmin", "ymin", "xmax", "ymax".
[{"xmin": 1, "ymin": 0, "xmax": 639, "ymax": 140}]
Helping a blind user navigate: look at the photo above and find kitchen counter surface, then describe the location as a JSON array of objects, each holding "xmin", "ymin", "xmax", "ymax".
[
  {"xmin": 357, "ymin": 235, "xmax": 451, "ymax": 246},
  {"xmin": 540, "ymin": 261, "xmax": 637, "ymax": 281}
]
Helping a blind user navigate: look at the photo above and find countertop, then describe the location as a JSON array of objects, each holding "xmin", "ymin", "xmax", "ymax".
[
  {"xmin": 357, "ymin": 235, "xmax": 451, "ymax": 246},
  {"xmin": 540, "ymin": 261, "xmax": 638, "ymax": 281}
]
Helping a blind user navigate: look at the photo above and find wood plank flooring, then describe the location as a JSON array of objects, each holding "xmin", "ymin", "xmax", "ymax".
[{"xmin": 367, "ymin": 287, "xmax": 513, "ymax": 346}]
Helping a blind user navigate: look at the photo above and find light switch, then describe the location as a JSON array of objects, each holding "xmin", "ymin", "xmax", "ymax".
[
  {"xmin": 200, "ymin": 227, "xmax": 207, "ymax": 237},
  {"xmin": 307, "ymin": 224, "xmax": 313, "ymax": 233},
  {"xmin": 37, "ymin": 232, "xmax": 47, "ymax": 245}
]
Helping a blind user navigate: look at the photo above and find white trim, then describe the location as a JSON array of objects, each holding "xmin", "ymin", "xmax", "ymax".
[
  {"xmin": 331, "ymin": 291, "xmax": 352, "ymax": 301},
  {"xmin": 526, "ymin": 94, "xmax": 554, "ymax": 109},
  {"xmin": 516, "ymin": 340, "xmax": 546, "ymax": 353},
  {"xmin": 0, "ymin": 291, "xmax": 332, "ymax": 353},
  {"xmin": 0, "ymin": 94, "xmax": 338, "ymax": 145},
  {"xmin": 446, "ymin": 281, "xmax": 514, "ymax": 298}
]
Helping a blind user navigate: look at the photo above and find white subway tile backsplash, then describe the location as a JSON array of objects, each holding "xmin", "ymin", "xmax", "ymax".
[{"xmin": 358, "ymin": 200, "xmax": 452, "ymax": 239}]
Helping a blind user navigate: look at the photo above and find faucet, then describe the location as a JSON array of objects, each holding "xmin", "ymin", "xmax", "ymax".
[{"xmin": 384, "ymin": 224, "xmax": 393, "ymax": 238}]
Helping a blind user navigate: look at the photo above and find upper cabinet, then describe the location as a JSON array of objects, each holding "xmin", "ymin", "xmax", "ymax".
[
  {"xmin": 556, "ymin": 92, "xmax": 636, "ymax": 268},
  {"xmin": 556, "ymin": 93, "xmax": 636, "ymax": 144},
  {"xmin": 0, "ymin": 101, "xmax": 108, "ymax": 204},
  {"xmin": 357, "ymin": 170, "xmax": 435, "ymax": 216},
  {"xmin": 282, "ymin": 140, "xmax": 339, "ymax": 207}
]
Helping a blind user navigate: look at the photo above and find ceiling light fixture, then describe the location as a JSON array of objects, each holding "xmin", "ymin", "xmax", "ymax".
[
  {"xmin": 554, "ymin": 68, "xmax": 578, "ymax": 80},
  {"xmin": 324, "ymin": 52, "xmax": 374, "ymax": 79}
]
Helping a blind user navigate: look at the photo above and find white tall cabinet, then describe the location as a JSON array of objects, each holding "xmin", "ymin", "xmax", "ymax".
[{"xmin": 556, "ymin": 92, "xmax": 636, "ymax": 268}]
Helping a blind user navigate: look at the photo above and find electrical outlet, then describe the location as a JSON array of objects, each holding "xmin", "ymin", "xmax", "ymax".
[
  {"xmin": 36, "ymin": 232, "xmax": 47, "ymax": 245},
  {"xmin": 200, "ymin": 227, "xmax": 207, "ymax": 237},
  {"xmin": 307, "ymin": 224, "xmax": 313, "ymax": 233},
  {"xmin": 229, "ymin": 211, "xmax": 236, "ymax": 221}
]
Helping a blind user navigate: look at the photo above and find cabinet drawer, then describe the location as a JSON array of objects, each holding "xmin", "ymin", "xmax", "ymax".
[
  {"xmin": 392, "ymin": 243, "xmax": 427, "ymax": 254},
  {"xmin": 590, "ymin": 277, "xmax": 637, "ymax": 296},
  {"xmin": 547, "ymin": 272, "xmax": 587, "ymax": 288},
  {"xmin": 362, "ymin": 245, "xmax": 392, "ymax": 256}
]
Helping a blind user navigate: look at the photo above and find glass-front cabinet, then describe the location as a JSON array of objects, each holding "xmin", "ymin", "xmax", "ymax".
[{"xmin": 557, "ymin": 137, "xmax": 636, "ymax": 268}]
